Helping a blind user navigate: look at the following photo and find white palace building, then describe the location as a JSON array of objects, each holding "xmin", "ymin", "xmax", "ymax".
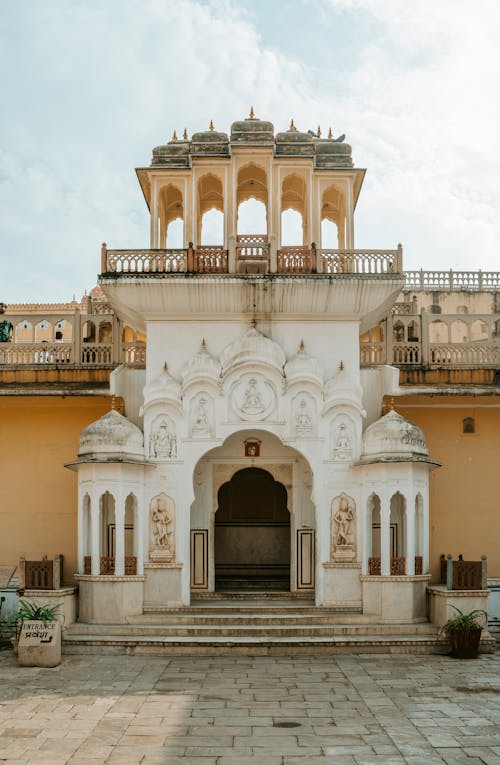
[{"xmin": 64, "ymin": 113, "xmax": 448, "ymax": 643}]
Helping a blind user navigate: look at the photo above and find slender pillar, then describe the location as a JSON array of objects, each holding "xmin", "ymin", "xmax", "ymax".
[
  {"xmin": 90, "ymin": 494, "xmax": 100, "ymax": 576},
  {"xmin": 136, "ymin": 494, "xmax": 145, "ymax": 575},
  {"xmin": 422, "ymin": 486, "xmax": 430, "ymax": 573},
  {"xmin": 77, "ymin": 483, "xmax": 84, "ymax": 574},
  {"xmin": 406, "ymin": 493, "xmax": 415, "ymax": 576},
  {"xmin": 114, "ymin": 493, "xmax": 125, "ymax": 577},
  {"xmin": 380, "ymin": 500, "xmax": 391, "ymax": 577}
]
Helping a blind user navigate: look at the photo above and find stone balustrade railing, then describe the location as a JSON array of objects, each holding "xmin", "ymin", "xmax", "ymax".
[
  {"xmin": 405, "ymin": 270, "xmax": 500, "ymax": 291},
  {"xmin": 319, "ymin": 247, "xmax": 403, "ymax": 275},
  {"xmin": 101, "ymin": 244, "xmax": 404, "ymax": 276}
]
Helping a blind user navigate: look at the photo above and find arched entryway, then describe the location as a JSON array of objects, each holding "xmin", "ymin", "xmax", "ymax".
[{"xmin": 215, "ymin": 467, "xmax": 290, "ymax": 591}]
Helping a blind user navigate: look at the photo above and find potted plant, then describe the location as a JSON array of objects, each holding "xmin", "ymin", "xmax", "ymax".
[
  {"xmin": 439, "ymin": 606, "xmax": 487, "ymax": 659},
  {"xmin": 5, "ymin": 600, "xmax": 62, "ymax": 653}
]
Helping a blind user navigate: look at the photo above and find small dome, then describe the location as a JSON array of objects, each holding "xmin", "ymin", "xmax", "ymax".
[
  {"xmin": 315, "ymin": 139, "xmax": 353, "ymax": 168},
  {"xmin": 284, "ymin": 342, "xmax": 323, "ymax": 389},
  {"xmin": 361, "ymin": 410, "xmax": 428, "ymax": 460},
  {"xmin": 79, "ymin": 410, "xmax": 144, "ymax": 458},
  {"xmin": 191, "ymin": 130, "xmax": 229, "ymax": 144},
  {"xmin": 151, "ymin": 141, "xmax": 190, "ymax": 167},
  {"xmin": 182, "ymin": 340, "xmax": 221, "ymax": 390},
  {"xmin": 230, "ymin": 115, "xmax": 274, "ymax": 143},
  {"xmin": 324, "ymin": 365, "xmax": 364, "ymax": 412},
  {"xmin": 275, "ymin": 130, "xmax": 314, "ymax": 144},
  {"xmin": 221, "ymin": 327, "xmax": 286, "ymax": 378},
  {"xmin": 143, "ymin": 364, "xmax": 181, "ymax": 407}
]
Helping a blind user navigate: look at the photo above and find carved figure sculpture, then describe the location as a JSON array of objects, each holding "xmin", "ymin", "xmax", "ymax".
[
  {"xmin": 150, "ymin": 495, "xmax": 174, "ymax": 556},
  {"xmin": 192, "ymin": 396, "xmax": 211, "ymax": 434},
  {"xmin": 334, "ymin": 496, "xmax": 354, "ymax": 546},
  {"xmin": 333, "ymin": 422, "xmax": 352, "ymax": 460},
  {"xmin": 295, "ymin": 398, "xmax": 313, "ymax": 433},
  {"xmin": 241, "ymin": 378, "xmax": 264, "ymax": 413},
  {"xmin": 149, "ymin": 420, "xmax": 177, "ymax": 459}
]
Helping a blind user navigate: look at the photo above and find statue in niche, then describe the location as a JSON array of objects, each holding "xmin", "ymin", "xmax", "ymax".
[
  {"xmin": 150, "ymin": 495, "xmax": 174, "ymax": 559},
  {"xmin": 333, "ymin": 422, "xmax": 352, "ymax": 460},
  {"xmin": 241, "ymin": 378, "xmax": 264, "ymax": 413},
  {"xmin": 295, "ymin": 398, "xmax": 313, "ymax": 434},
  {"xmin": 150, "ymin": 420, "xmax": 177, "ymax": 459},
  {"xmin": 331, "ymin": 494, "xmax": 356, "ymax": 559},
  {"xmin": 192, "ymin": 396, "xmax": 211, "ymax": 434}
]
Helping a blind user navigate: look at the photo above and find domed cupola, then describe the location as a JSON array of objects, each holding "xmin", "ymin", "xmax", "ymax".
[
  {"xmin": 230, "ymin": 109, "xmax": 274, "ymax": 143},
  {"xmin": 220, "ymin": 326, "xmax": 286, "ymax": 379},
  {"xmin": 284, "ymin": 341, "xmax": 324, "ymax": 392},
  {"xmin": 143, "ymin": 362, "xmax": 182, "ymax": 413},
  {"xmin": 78, "ymin": 409, "xmax": 144, "ymax": 460},
  {"xmin": 324, "ymin": 362, "xmax": 365, "ymax": 416},
  {"xmin": 275, "ymin": 119, "xmax": 315, "ymax": 156},
  {"xmin": 190, "ymin": 121, "xmax": 229, "ymax": 157},
  {"xmin": 361, "ymin": 410, "xmax": 428, "ymax": 462},
  {"xmin": 182, "ymin": 339, "xmax": 221, "ymax": 393},
  {"xmin": 151, "ymin": 131, "xmax": 191, "ymax": 167}
]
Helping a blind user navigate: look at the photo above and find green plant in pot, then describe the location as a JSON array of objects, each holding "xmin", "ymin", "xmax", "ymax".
[
  {"xmin": 439, "ymin": 606, "xmax": 487, "ymax": 659},
  {"xmin": 5, "ymin": 600, "xmax": 62, "ymax": 652}
]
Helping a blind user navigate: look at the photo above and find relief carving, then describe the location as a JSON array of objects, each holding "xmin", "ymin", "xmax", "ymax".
[
  {"xmin": 241, "ymin": 378, "xmax": 265, "ymax": 414},
  {"xmin": 190, "ymin": 394, "xmax": 212, "ymax": 437},
  {"xmin": 295, "ymin": 398, "xmax": 313, "ymax": 435},
  {"xmin": 331, "ymin": 493, "xmax": 356, "ymax": 560},
  {"xmin": 149, "ymin": 419, "xmax": 177, "ymax": 459},
  {"xmin": 332, "ymin": 422, "xmax": 352, "ymax": 461},
  {"xmin": 150, "ymin": 493, "xmax": 175, "ymax": 561}
]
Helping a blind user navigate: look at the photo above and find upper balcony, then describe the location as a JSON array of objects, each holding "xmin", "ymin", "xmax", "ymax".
[{"xmin": 101, "ymin": 241, "xmax": 403, "ymax": 278}]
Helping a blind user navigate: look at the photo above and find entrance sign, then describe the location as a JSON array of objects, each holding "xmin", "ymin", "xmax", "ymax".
[{"xmin": 18, "ymin": 620, "xmax": 61, "ymax": 667}]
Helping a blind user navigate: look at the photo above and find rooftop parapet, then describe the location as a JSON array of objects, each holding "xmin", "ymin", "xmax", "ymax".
[{"xmin": 149, "ymin": 113, "xmax": 353, "ymax": 168}]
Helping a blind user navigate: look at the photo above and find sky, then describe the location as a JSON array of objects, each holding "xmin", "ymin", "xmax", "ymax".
[{"xmin": 1, "ymin": 0, "xmax": 499, "ymax": 303}]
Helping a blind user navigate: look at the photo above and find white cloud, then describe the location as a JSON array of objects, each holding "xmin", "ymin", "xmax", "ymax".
[{"xmin": 1, "ymin": 0, "xmax": 499, "ymax": 301}]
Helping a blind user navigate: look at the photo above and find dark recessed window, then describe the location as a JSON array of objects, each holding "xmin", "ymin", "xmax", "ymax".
[{"xmin": 462, "ymin": 417, "xmax": 475, "ymax": 434}]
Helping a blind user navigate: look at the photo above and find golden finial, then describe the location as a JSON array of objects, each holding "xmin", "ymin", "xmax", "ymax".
[
  {"xmin": 172, "ymin": 130, "xmax": 178, "ymax": 141},
  {"xmin": 339, "ymin": 360, "xmax": 344, "ymax": 371},
  {"xmin": 299, "ymin": 340, "xmax": 305, "ymax": 351},
  {"xmin": 201, "ymin": 338, "xmax": 206, "ymax": 349},
  {"xmin": 209, "ymin": 119, "xmax": 215, "ymax": 131},
  {"xmin": 183, "ymin": 127, "xmax": 188, "ymax": 140},
  {"xmin": 250, "ymin": 316, "xmax": 257, "ymax": 328},
  {"xmin": 317, "ymin": 125, "xmax": 321, "ymax": 138},
  {"xmin": 249, "ymin": 106, "xmax": 255, "ymax": 119},
  {"xmin": 289, "ymin": 118, "xmax": 296, "ymax": 131},
  {"xmin": 163, "ymin": 361, "xmax": 168, "ymax": 372},
  {"xmin": 328, "ymin": 127, "xmax": 333, "ymax": 140},
  {"xmin": 389, "ymin": 396, "xmax": 395, "ymax": 411}
]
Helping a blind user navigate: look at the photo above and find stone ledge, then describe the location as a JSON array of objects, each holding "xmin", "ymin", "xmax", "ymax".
[
  {"xmin": 75, "ymin": 575, "xmax": 145, "ymax": 583},
  {"xmin": 144, "ymin": 562, "xmax": 183, "ymax": 570},
  {"xmin": 361, "ymin": 575, "xmax": 431, "ymax": 583},
  {"xmin": 323, "ymin": 562, "xmax": 361, "ymax": 569},
  {"xmin": 427, "ymin": 584, "xmax": 489, "ymax": 597}
]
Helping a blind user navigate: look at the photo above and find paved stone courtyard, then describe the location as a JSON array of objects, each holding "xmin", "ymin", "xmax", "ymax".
[{"xmin": 0, "ymin": 650, "xmax": 499, "ymax": 764}]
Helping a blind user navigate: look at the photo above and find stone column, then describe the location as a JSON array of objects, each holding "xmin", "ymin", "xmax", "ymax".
[
  {"xmin": 136, "ymin": 493, "xmax": 144, "ymax": 576},
  {"xmin": 77, "ymin": 485, "xmax": 84, "ymax": 574},
  {"xmin": 380, "ymin": 500, "xmax": 391, "ymax": 577},
  {"xmin": 422, "ymin": 487, "xmax": 430, "ymax": 574},
  {"xmin": 114, "ymin": 493, "xmax": 125, "ymax": 577},
  {"xmin": 90, "ymin": 494, "xmax": 100, "ymax": 577},
  {"xmin": 150, "ymin": 178, "xmax": 158, "ymax": 248},
  {"xmin": 406, "ymin": 493, "xmax": 416, "ymax": 576}
]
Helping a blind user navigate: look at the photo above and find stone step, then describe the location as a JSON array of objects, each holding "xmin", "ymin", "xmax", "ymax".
[
  {"xmin": 130, "ymin": 612, "xmax": 374, "ymax": 626},
  {"xmin": 66, "ymin": 621, "xmax": 437, "ymax": 638},
  {"xmin": 62, "ymin": 631, "xmax": 451, "ymax": 656}
]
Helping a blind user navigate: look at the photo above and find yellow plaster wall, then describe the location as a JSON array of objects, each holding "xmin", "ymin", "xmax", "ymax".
[
  {"xmin": 394, "ymin": 396, "xmax": 500, "ymax": 581},
  {"xmin": 0, "ymin": 396, "xmax": 112, "ymax": 583}
]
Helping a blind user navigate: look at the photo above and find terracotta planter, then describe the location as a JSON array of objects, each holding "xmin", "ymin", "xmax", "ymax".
[{"xmin": 448, "ymin": 626, "xmax": 482, "ymax": 659}]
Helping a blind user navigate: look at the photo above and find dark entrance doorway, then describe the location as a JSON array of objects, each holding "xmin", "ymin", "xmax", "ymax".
[{"xmin": 215, "ymin": 467, "xmax": 290, "ymax": 591}]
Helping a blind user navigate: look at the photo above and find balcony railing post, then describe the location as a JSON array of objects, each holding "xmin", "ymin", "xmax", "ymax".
[
  {"xmin": 73, "ymin": 306, "xmax": 81, "ymax": 365},
  {"xmin": 269, "ymin": 235, "xmax": 277, "ymax": 273},
  {"xmin": 421, "ymin": 310, "xmax": 429, "ymax": 367},
  {"xmin": 446, "ymin": 553, "xmax": 453, "ymax": 590},
  {"xmin": 101, "ymin": 242, "xmax": 107, "ymax": 273},
  {"xmin": 481, "ymin": 555, "xmax": 487, "ymax": 589},
  {"xmin": 187, "ymin": 242, "xmax": 194, "ymax": 273},
  {"xmin": 396, "ymin": 243, "xmax": 403, "ymax": 272},
  {"xmin": 311, "ymin": 242, "xmax": 317, "ymax": 273}
]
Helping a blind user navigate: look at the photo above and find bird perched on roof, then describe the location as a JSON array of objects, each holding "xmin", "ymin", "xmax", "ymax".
[{"xmin": 333, "ymin": 133, "xmax": 345, "ymax": 143}]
